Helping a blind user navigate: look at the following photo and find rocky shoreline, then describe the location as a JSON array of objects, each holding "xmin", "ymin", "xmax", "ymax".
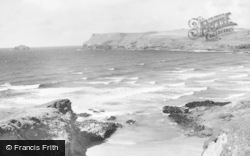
[
  {"xmin": 163, "ymin": 100, "xmax": 250, "ymax": 155},
  {"xmin": 0, "ymin": 99, "xmax": 121, "ymax": 156},
  {"xmin": 1, "ymin": 99, "xmax": 249, "ymax": 156}
]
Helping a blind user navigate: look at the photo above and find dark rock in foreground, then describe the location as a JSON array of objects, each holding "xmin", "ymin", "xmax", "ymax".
[
  {"xmin": 88, "ymin": 109, "xmax": 105, "ymax": 113},
  {"xmin": 77, "ymin": 120, "xmax": 119, "ymax": 147},
  {"xmin": 0, "ymin": 99, "xmax": 120, "ymax": 156},
  {"xmin": 77, "ymin": 112, "xmax": 92, "ymax": 118},
  {"xmin": 185, "ymin": 100, "xmax": 230, "ymax": 108},
  {"xmin": 163, "ymin": 100, "xmax": 250, "ymax": 155},
  {"xmin": 126, "ymin": 120, "xmax": 136, "ymax": 125},
  {"xmin": 14, "ymin": 45, "xmax": 30, "ymax": 50},
  {"xmin": 107, "ymin": 116, "xmax": 116, "ymax": 121},
  {"xmin": 163, "ymin": 106, "xmax": 189, "ymax": 113}
]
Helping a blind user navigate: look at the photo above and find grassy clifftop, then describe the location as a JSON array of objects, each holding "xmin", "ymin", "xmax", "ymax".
[{"xmin": 83, "ymin": 29, "xmax": 250, "ymax": 52}]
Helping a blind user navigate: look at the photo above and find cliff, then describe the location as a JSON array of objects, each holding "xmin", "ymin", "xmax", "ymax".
[
  {"xmin": 82, "ymin": 29, "xmax": 250, "ymax": 52},
  {"xmin": 163, "ymin": 100, "xmax": 250, "ymax": 156},
  {"xmin": 0, "ymin": 99, "xmax": 120, "ymax": 156}
]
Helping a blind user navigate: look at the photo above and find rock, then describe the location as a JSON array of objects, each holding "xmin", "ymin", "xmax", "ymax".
[
  {"xmin": 164, "ymin": 100, "xmax": 230, "ymax": 137},
  {"xmin": 0, "ymin": 99, "xmax": 84, "ymax": 156},
  {"xmin": 14, "ymin": 45, "xmax": 30, "ymax": 50},
  {"xmin": 107, "ymin": 116, "xmax": 116, "ymax": 121},
  {"xmin": 115, "ymin": 123, "xmax": 123, "ymax": 128},
  {"xmin": 163, "ymin": 106, "xmax": 189, "ymax": 113},
  {"xmin": 36, "ymin": 99, "xmax": 74, "ymax": 114},
  {"xmin": 0, "ymin": 99, "xmax": 120, "ymax": 156},
  {"xmin": 185, "ymin": 100, "xmax": 230, "ymax": 108},
  {"xmin": 77, "ymin": 119, "xmax": 119, "ymax": 147},
  {"xmin": 164, "ymin": 100, "xmax": 250, "ymax": 155},
  {"xmin": 126, "ymin": 120, "xmax": 136, "ymax": 125},
  {"xmin": 168, "ymin": 113, "xmax": 193, "ymax": 127},
  {"xmin": 77, "ymin": 113, "xmax": 92, "ymax": 118},
  {"xmin": 88, "ymin": 109, "xmax": 105, "ymax": 113}
]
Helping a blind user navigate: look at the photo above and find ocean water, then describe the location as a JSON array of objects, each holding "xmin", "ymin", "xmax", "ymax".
[{"xmin": 1, "ymin": 47, "xmax": 250, "ymax": 155}]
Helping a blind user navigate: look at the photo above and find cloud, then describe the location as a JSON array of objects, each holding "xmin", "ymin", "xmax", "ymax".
[
  {"xmin": 0, "ymin": 0, "xmax": 249, "ymax": 47},
  {"xmin": 203, "ymin": 0, "xmax": 250, "ymax": 27}
]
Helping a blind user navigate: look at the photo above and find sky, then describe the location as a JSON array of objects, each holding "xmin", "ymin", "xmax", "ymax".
[{"xmin": 0, "ymin": 0, "xmax": 249, "ymax": 47}]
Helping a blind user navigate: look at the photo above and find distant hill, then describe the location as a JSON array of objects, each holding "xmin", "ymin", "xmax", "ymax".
[{"xmin": 82, "ymin": 29, "xmax": 250, "ymax": 52}]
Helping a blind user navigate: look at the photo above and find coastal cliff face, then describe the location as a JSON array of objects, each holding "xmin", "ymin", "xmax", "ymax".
[
  {"xmin": 163, "ymin": 100, "xmax": 250, "ymax": 156},
  {"xmin": 82, "ymin": 29, "xmax": 250, "ymax": 52},
  {"xmin": 0, "ymin": 99, "xmax": 119, "ymax": 156}
]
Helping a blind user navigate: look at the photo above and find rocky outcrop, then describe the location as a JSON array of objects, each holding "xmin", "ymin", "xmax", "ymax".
[
  {"xmin": 82, "ymin": 29, "xmax": 250, "ymax": 52},
  {"xmin": 126, "ymin": 120, "xmax": 136, "ymax": 125},
  {"xmin": 0, "ymin": 99, "xmax": 120, "ymax": 156},
  {"xmin": 106, "ymin": 116, "xmax": 116, "ymax": 121},
  {"xmin": 163, "ymin": 105, "xmax": 189, "ymax": 113},
  {"xmin": 77, "ymin": 113, "xmax": 92, "ymax": 118},
  {"xmin": 185, "ymin": 100, "xmax": 230, "ymax": 108},
  {"xmin": 14, "ymin": 45, "xmax": 30, "ymax": 50},
  {"xmin": 163, "ymin": 100, "xmax": 250, "ymax": 156},
  {"xmin": 77, "ymin": 119, "xmax": 119, "ymax": 148}
]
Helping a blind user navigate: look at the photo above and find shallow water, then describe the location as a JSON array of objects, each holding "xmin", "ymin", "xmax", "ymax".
[{"xmin": 1, "ymin": 47, "xmax": 250, "ymax": 155}]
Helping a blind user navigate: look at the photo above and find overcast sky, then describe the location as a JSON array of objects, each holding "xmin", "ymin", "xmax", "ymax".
[{"xmin": 0, "ymin": 0, "xmax": 249, "ymax": 47}]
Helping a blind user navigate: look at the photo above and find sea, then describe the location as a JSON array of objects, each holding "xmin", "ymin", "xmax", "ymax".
[{"xmin": 1, "ymin": 47, "xmax": 250, "ymax": 156}]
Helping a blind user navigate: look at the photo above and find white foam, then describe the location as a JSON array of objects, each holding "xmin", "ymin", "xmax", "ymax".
[
  {"xmin": 166, "ymin": 86, "xmax": 207, "ymax": 98},
  {"xmin": 147, "ymin": 81, "xmax": 156, "ymax": 85},
  {"xmin": 1, "ymin": 83, "xmax": 40, "ymax": 91},
  {"xmin": 188, "ymin": 87, "xmax": 208, "ymax": 92},
  {"xmin": 0, "ymin": 88, "xmax": 8, "ymax": 92},
  {"xmin": 171, "ymin": 68, "xmax": 195, "ymax": 73},
  {"xmin": 109, "ymin": 68, "xmax": 115, "ymax": 71},
  {"xmin": 72, "ymin": 72, "xmax": 83, "ymax": 75},
  {"xmin": 126, "ymin": 81, "xmax": 137, "ymax": 84},
  {"xmin": 138, "ymin": 63, "xmax": 144, "ymax": 66},
  {"xmin": 196, "ymin": 79, "xmax": 217, "ymax": 83},
  {"xmin": 129, "ymin": 77, "xmax": 139, "ymax": 80},
  {"xmin": 78, "ymin": 86, "xmax": 165, "ymax": 105},
  {"xmin": 36, "ymin": 87, "xmax": 83, "ymax": 96},
  {"xmin": 167, "ymin": 91, "xmax": 195, "ymax": 100},
  {"xmin": 220, "ymin": 68, "xmax": 229, "ymax": 72},
  {"xmin": 107, "ymin": 139, "xmax": 136, "ymax": 145},
  {"xmin": 233, "ymin": 81, "xmax": 250, "ymax": 85},
  {"xmin": 0, "ymin": 96, "xmax": 54, "ymax": 107},
  {"xmin": 229, "ymin": 74, "xmax": 248, "ymax": 79},
  {"xmin": 167, "ymin": 82, "xmax": 185, "ymax": 87},
  {"xmin": 236, "ymin": 66, "xmax": 245, "ymax": 69},
  {"xmin": 179, "ymin": 72, "xmax": 215, "ymax": 80},
  {"xmin": 162, "ymin": 85, "xmax": 207, "ymax": 100},
  {"xmin": 226, "ymin": 93, "xmax": 246, "ymax": 99},
  {"xmin": 104, "ymin": 77, "xmax": 124, "ymax": 83},
  {"xmin": 88, "ymin": 81, "xmax": 111, "ymax": 85},
  {"xmin": 82, "ymin": 77, "xmax": 88, "ymax": 80},
  {"xmin": 171, "ymin": 70, "xmax": 186, "ymax": 73},
  {"xmin": 169, "ymin": 122, "xmax": 177, "ymax": 125}
]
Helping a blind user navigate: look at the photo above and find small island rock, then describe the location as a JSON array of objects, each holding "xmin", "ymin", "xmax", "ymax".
[{"xmin": 14, "ymin": 45, "xmax": 30, "ymax": 50}]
